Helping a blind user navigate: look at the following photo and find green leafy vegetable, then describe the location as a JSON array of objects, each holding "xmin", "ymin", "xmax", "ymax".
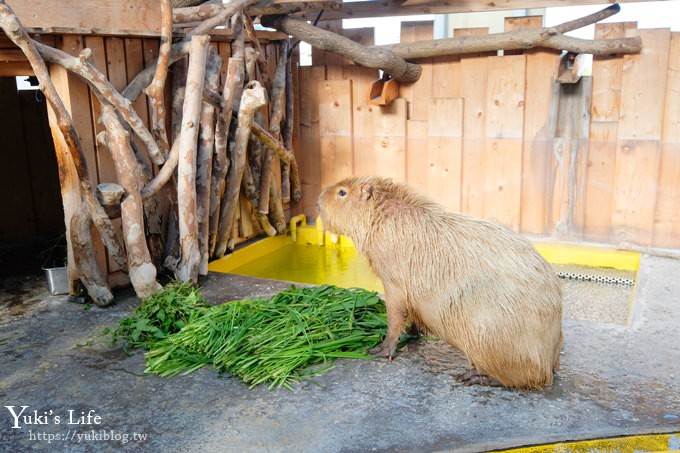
[
  {"xmin": 110, "ymin": 283, "xmax": 387, "ymax": 389},
  {"xmin": 110, "ymin": 280, "xmax": 208, "ymax": 350}
]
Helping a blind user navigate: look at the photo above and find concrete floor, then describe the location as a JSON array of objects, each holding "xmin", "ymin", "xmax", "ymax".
[{"xmin": 0, "ymin": 254, "xmax": 679, "ymax": 452}]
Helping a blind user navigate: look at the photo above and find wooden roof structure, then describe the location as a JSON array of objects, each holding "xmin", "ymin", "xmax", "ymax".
[{"xmin": 11, "ymin": 0, "xmax": 670, "ymax": 37}]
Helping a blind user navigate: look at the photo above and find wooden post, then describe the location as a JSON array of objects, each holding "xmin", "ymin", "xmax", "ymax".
[
  {"xmin": 98, "ymin": 109, "xmax": 162, "ymax": 299},
  {"xmin": 174, "ymin": 34, "xmax": 211, "ymax": 283},
  {"xmin": 214, "ymin": 81, "xmax": 267, "ymax": 258},
  {"xmin": 196, "ymin": 48, "xmax": 221, "ymax": 275}
]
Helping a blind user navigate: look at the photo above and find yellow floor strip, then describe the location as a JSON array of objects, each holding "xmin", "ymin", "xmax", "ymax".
[
  {"xmin": 494, "ymin": 432, "xmax": 679, "ymax": 452},
  {"xmin": 534, "ymin": 242, "xmax": 640, "ymax": 271}
]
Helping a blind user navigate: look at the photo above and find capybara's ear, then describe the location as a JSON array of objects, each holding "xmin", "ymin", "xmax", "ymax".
[{"xmin": 360, "ymin": 183, "xmax": 373, "ymax": 201}]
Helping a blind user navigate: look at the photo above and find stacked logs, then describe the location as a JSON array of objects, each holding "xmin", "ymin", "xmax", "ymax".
[{"xmin": 0, "ymin": 0, "xmax": 300, "ymax": 305}]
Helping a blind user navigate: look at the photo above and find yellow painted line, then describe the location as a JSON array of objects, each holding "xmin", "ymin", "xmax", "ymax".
[
  {"xmin": 495, "ymin": 432, "xmax": 679, "ymax": 452},
  {"xmin": 534, "ymin": 242, "xmax": 640, "ymax": 271}
]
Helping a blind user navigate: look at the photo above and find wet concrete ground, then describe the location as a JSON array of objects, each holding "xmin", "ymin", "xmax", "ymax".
[{"xmin": 0, "ymin": 255, "xmax": 679, "ymax": 452}]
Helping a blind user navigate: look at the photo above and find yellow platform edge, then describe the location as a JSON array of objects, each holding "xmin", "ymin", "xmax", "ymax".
[
  {"xmin": 208, "ymin": 226, "xmax": 641, "ymax": 274},
  {"xmin": 493, "ymin": 432, "xmax": 679, "ymax": 453}
]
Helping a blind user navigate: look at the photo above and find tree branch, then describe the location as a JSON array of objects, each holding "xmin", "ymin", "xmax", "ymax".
[
  {"xmin": 144, "ymin": 0, "xmax": 173, "ymax": 158},
  {"xmin": 261, "ymin": 14, "xmax": 423, "ymax": 83},
  {"xmin": 380, "ymin": 4, "xmax": 641, "ymax": 59}
]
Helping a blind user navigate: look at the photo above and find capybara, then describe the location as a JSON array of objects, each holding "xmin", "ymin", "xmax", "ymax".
[{"xmin": 318, "ymin": 176, "xmax": 563, "ymax": 390}]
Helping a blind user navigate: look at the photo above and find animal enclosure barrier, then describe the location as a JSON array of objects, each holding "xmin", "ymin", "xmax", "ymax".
[{"xmin": 296, "ymin": 18, "xmax": 680, "ymax": 251}]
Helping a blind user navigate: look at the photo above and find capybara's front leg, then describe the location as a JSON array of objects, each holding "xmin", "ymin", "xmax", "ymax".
[{"xmin": 369, "ymin": 288, "xmax": 407, "ymax": 360}]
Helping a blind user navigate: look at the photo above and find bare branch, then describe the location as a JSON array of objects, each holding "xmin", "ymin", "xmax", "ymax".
[{"xmin": 144, "ymin": 0, "xmax": 173, "ymax": 158}]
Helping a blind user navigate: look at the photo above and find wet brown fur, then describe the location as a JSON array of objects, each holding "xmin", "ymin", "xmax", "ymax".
[{"xmin": 318, "ymin": 176, "xmax": 563, "ymax": 390}]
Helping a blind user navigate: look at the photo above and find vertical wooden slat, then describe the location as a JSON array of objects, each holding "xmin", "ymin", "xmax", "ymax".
[
  {"xmin": 345, "ymin": 63, "xmax": 378, "ymax": 156},
  {"xmin": 653, "ymin": 32, "xmax": 680, "ymax": 248},
  {"xmin": 507, "ymin": 16, "xmax": 561, "ymax": 236},
  {"xmin": 460, "ymin": 56, "xmax": 488, "ymax": 218},
  {"xmin": 354, "ymin": 101, "xmax": 407, "ymax": 181},
  {"xmin": 298, "ymin": 66, "xmax": 325, "ymax": 215},
  {"xmin": 612, "ymin": 28, "xmax": 670, "ymax": 246},
  {"xmin": 400, "ymin": 21, "xmax": 433, "ymax": 121},
  {"xmin": 318, "ymin": 79, "xmax": 353, "ymax": 188},
  {"xmin": 406, "ymin": 119, "xmax": 428, "ymax": 193},
  {"xmin": 548, "ymin": 79, "xmax": 592, "ymax": 240},
  {"xmin": 584, "ymin": 23, "xmax": 633, "ymax": 242},
  {"xmin": 483, "ymin": 54, "xmax": 526, "ymax": 229},
  {"xmin": 427, "ymin": 97, "xmax": 463, "ymax": 211}
]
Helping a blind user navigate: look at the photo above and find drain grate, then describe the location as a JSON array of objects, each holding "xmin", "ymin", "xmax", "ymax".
[{"xmin": 552, "ymin": 263, "xmax": 636, "ymax": 286}]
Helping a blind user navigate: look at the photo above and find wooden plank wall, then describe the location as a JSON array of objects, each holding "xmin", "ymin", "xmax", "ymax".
[{"xmin": 296, "ymin": 20, "xmax": 680, "ymax": 250}]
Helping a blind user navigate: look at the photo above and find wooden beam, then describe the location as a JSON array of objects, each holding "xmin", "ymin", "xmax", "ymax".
[
  {"xmin": 0, "ymin": 61, "xmax": 32, "ymax": 76},
  {"xmin": 10, "ymin": 0, "xmax": 163, "ymax": 36},
  {"xmin": 6, "ymin": 0, "xmax": 674, "ymax": 35},
  {"xmin": 294, "ymin": 0, "xmax": 672, "ymax": 21}
]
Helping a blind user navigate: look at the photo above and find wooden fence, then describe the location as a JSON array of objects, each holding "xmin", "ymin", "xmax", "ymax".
[{"xmin": 294, "ymin": 18, "xmax": 680, "ymax": 251}]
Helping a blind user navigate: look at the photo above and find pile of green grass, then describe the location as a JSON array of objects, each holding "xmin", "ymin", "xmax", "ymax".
[{"xmin": 110, "ymin": 282, "xmax": 387, "ymax": 389}]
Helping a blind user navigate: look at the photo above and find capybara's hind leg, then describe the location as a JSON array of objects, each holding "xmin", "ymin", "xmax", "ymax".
[
  {"xmin": 369, "ymin": 287, "xmax": 407, "ymax": 360},
  {"xmin": 456, "ymin": 369, "xmax": 502, "ymax": 387}
]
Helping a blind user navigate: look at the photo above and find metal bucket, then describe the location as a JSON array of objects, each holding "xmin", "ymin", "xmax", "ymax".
[{"xmin": 42, "ymin": 266, "xmax": 68, "ymax": 295}]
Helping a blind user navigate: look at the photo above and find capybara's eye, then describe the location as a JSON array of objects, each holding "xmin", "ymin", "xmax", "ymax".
[{"xmin": 338, "ymin": 189, "xmax": 347, "ymax": 197}]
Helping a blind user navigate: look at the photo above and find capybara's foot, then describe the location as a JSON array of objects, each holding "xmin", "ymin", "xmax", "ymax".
[
  {"xmin": 456, "ymin": 370, "xmax": 502, "ymax": 387},
  {"xmin": 368, "ymin": 343, "xmax": 395, "ymax": 361},
  {"xmin": 405, "ymin": 323, "xmax": 421, "ymax": 337}
]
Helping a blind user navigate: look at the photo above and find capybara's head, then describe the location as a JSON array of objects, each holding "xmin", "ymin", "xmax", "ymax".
[
  {"xmin": 319, "ymin": 176, "xmax": 373, "ymax": 238},
  {"xmin": 318, "ymin": 176, "xmax": 418, "ymax": 240}
]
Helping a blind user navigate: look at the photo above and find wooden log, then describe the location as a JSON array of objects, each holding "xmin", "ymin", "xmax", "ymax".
[
  {"xmin": 123, "ymin": 40, "xmax": 191, "ymax": 103},
  {"xmin": 184, "ymin": 0, "xmax": 258, "ymax": 39},
  {"xmin": 209, "ymin": 56, "xmax": 244, "ymax": 255},
  {"xmin": 260, "ymin": 15, "xmax": 422, "ymax": 83},
  {"xmin": 259, "ymin": 42, "xmax": 288, "ymax": 216},
  {"xmin": 70, "ymin": 203, "xmax": 114, "ymax": 306},
  {"xmin": 381, "ymin": 5, "xmax": 641, "ymax": 59},
  {"xmin": 245, "ymin": 46, "xmax": 258, "ymax": 82},
  {"xmin": 268, "ymin": 171, "xmax": 286, "ymax": 234},
  {"xmin": 141, "ymin": 140, "xmax": 180, "ymax": 200},
  {"xmin": 249, "ymin": 124, "xmax": 264, "ymax": 198},
  {"xmin": 174, "ymin": 1, "xmax": 337, "ymax": 23},
  {"xmin": 196, "ymin": 48, "xmax": 221, "ymax": 275},
  {"xmin": 209, "ymin": 14, "xmax": 245, "ymax": 257},
  {"xmin": 173, "ymin": 34, "xmax": 211, "ymax": 283},
  {"xmin": 250, "ymin": 122, "xmax": 302, "ymax": 202},
  {"xmin": 213, "ymin": 81, "xmax": 267, "ymax": 258},
  {"xmin": 32, "ymin": 42, "xmax": 164, "ymax": 166},
  {"xmin": 171, "ymin": 57, "xmax": 188, "ymax": 141},
  {"xmin": 97, "ymin": 182, "xmax": 124, "ymax": 219},
  {"xmin": 98, "ymin": 112, "xmax": 161, "ymax": 299},
  {"xmin": 281, "ymin": 42, "xmax": 295, "ymax": 203},
  {"xmin": 242, "ymin": 12, "xmax": 269, "ymax": 87},
  {"xmin": 0, "ymin": 1, "xmax": 127, "ymax": 274},
  {"xmin": 144, "ymin": 0, "xmax": 172, "ymax": 158}
]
